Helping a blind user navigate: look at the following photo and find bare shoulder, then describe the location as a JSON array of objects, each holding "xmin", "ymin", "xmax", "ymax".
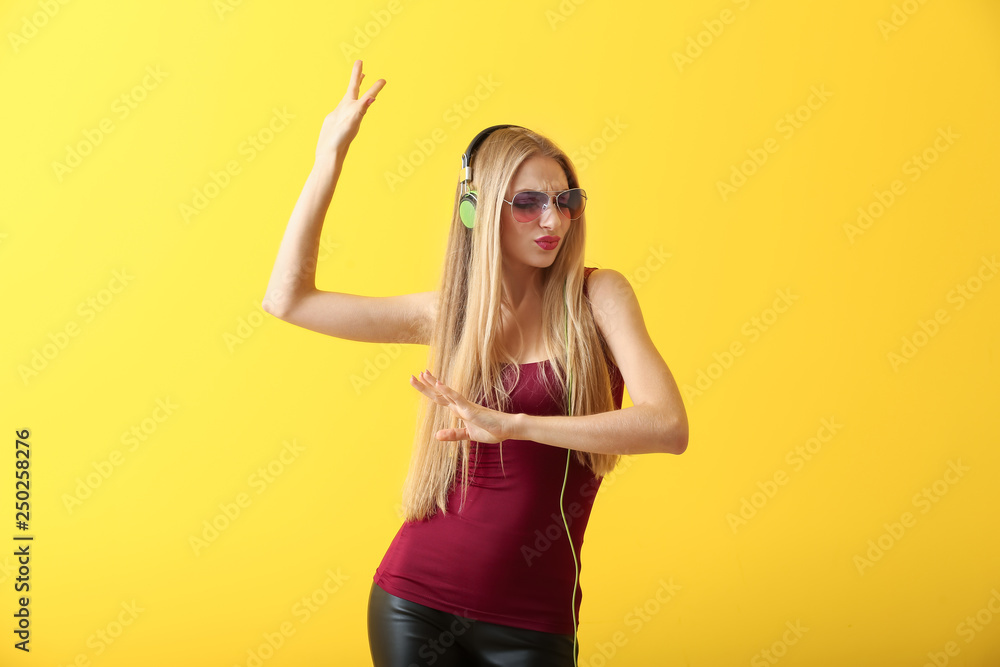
[
  {"xmin": 583, "ymin": 268, "xmax": 647, "ymax": 362},
  {"xmin": 585, "ymin": 269, "xmax": 637, "ymax": 322},
  {"xmin": 583, "ymin": 268, "xmax": 689, "ymax": 454}
]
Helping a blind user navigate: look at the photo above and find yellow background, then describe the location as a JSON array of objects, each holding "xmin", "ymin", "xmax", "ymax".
[{"xmin": 2, "ymin": 0, "xmax": 999, "ymax": 664}]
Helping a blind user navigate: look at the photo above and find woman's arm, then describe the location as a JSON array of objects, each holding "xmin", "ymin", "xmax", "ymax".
[
  {"xmin": 263, "ymin": 60, "xmax": 384, "ymax": 318},
  {"xmin": 262, "ymin": 152, "xmax": 436, "ymax": 343},
  {"xmin": 260, "ymin": 61, "xmax": 435, "ymax": 345},
  {"xmin": 261, "ymin": 156, "xmax": 343, "ymax": 318},
  {"xmin": 411, "ymin": 369, "xmax": 685, "ymax": 455},
  {"xmin": 411, "ymin": 269, "xmax": 688, "ymax": 454},
  {"xmin": 512, "ymin": 406, "xmax": 685, "ymax": 456},
  {"xmin": 515, "ymin": 269, "xmax": 688, "ymax": 455}
]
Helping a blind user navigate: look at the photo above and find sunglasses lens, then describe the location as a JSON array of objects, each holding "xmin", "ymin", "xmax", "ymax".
[
  {"xmin": 558, "ymin": 189, "xmax": 585, "ymax": 219},
  {"xmin": 510, "ymin": 189, "xmax": 586, "ymax": 222},
  {"xmin": 510, "ymin": 192, "xmax": 546, "ymax": 223}
]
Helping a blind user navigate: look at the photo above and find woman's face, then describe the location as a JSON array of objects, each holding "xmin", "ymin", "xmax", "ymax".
[{"xmin": 499, "ymin": 155, "xmax": 572, "ymax": 270}]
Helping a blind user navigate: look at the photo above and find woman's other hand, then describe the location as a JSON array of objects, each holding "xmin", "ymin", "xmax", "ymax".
[
  {"xmin": 410, "ymin": 370, "xmax": 516, "ymax": 445},
  {"xmin": 315, "ymin": 59, "xmax": 385, "ymax": 163}
]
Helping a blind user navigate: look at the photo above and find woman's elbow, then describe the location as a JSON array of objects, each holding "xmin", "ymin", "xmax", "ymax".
[{"xmin": 662, "ymin": 414, "xmax": 688, "ymax": 455}]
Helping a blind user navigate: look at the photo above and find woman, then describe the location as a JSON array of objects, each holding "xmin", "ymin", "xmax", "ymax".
[{"xmin": 262, "ymin": 60, "xmax": 689, "ymax": 666}]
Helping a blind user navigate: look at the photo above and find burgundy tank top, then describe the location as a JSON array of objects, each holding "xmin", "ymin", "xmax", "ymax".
[{"xmin": 373, "ymin": 267, "xmax": 625, "ymax": 635}]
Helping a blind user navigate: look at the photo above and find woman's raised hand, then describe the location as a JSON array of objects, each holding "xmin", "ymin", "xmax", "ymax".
[{"xmin": 315, "ymin": 59, "xmax": 386, "ymax": 163}]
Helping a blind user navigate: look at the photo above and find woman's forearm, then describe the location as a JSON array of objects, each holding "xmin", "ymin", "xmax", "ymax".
[
  {"xmin": 511, "ymin": 404, "xmax": 687, "ymax": 456},
  {"xmin": 262, "ymin": 153, "xmax": 346, "ymax": 316}
]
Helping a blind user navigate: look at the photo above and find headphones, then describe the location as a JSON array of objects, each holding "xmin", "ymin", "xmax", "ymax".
[
  {"xmin": 458, "ymin": 124, "xmax": 580, "ymax": 665},
  {"xmin": 458, "ymin": 124, "xmax": 523, "ymax": 229}
]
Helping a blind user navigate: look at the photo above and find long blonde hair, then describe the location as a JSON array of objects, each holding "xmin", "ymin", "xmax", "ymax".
[{"xmin": 399, "ymin": 126, "xmax": 621, "ymax": 523}]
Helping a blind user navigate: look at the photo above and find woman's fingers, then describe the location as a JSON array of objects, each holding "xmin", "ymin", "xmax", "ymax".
[
  {"xmin": 425, "ymin": 372, "xmax": 460, "ymax": 405},
  {"xmin": 346, "ymin": 59, "xmax": 385, "ymax": 108},
  {"xmin": 346, "ymin": 59, "xmax": 363, "ymax": 100},
  {"xmin": 435, "ymin": 427, "xmax": 468, "ymax": 442},
  {"xmin": 417, "ymin": 369, "xmax": 439, "ymax": 389},
  {"xmin": 361, "ymin": 78, "xmax": 386, "ymax": 106},
  {"xmin": 409, "ymin": 374, "xmax": 435, "ymax": 398},
  {"xmin": 421, "ymin": 369, "xmax": 443, "ymax": 387},
  {"xmin": 428, "ymin": 376, "xmax": 455, "ymax": 403},
  {"xmin": 409, "ymin": 372, "xmax": 450, "ymax": 406}
]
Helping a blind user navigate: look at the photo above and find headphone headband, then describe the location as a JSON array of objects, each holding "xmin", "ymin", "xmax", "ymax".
[{"xmin": 459, "ymin": 124, "xmax": 524, "ymax": 186}]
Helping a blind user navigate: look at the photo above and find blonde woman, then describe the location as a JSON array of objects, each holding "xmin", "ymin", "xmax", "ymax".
[{"xmin": 263, "ymin": 60, "xmax": 689, "ymax": 666}]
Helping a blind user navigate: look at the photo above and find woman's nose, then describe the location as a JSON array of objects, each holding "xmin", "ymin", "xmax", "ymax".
[{"xmin": 539, "ymin": 197, "xmax": 565, "ymax": 226}]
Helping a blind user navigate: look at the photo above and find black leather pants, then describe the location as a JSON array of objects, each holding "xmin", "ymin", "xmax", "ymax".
[{"xmin": 367, "ymin": 581, "xmax": 579, "ymax": 667}]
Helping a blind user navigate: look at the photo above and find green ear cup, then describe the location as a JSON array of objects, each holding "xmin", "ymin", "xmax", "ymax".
[{"xmin": 459, "ymin": 190, "xmax": 478, "ymax": 229}]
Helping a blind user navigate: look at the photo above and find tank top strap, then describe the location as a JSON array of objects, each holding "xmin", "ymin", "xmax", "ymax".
[{"xmin": 583, "ymin": 266, "xmax": 598, "ymax": 297}]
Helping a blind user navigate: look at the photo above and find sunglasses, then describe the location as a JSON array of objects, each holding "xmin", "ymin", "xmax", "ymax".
[{"xmin": 501, "ymin": 188, "xmax": 587, "ymax": 223}]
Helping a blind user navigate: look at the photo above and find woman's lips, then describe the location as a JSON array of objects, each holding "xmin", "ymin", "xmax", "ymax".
[{"xmin": 535, "ymin": 237, "xmax": 560, "ymax": 250}]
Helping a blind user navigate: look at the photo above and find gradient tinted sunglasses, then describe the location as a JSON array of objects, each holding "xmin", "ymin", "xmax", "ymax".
[{"xmin": 501, "ymin": 188, "xmax": 587, "ymax": 223}]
